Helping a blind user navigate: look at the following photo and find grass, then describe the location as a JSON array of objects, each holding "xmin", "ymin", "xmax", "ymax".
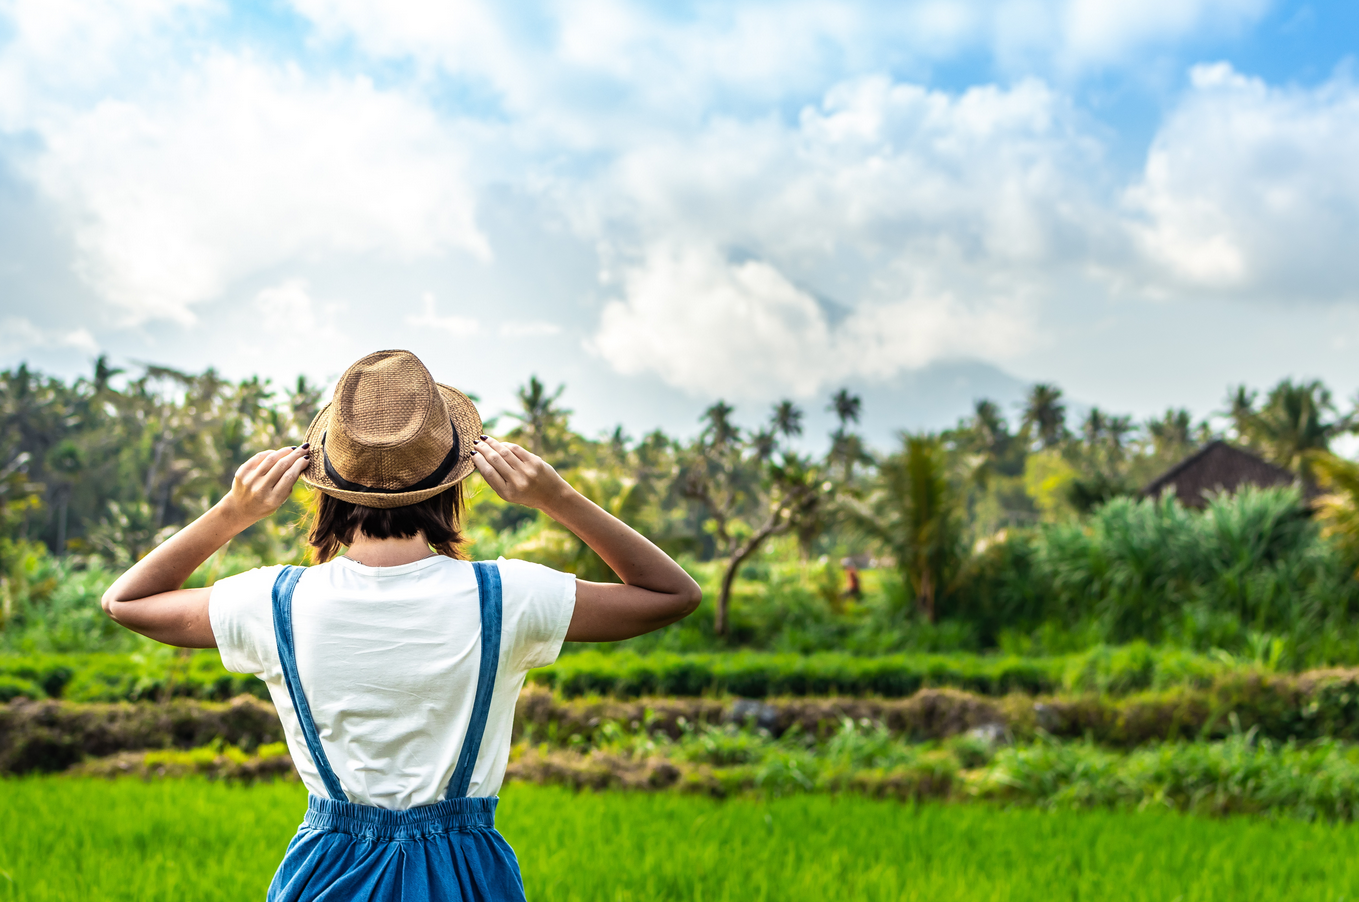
[{"xmin": 4, "ymin": 778, "xmax": 1359, "ymax": 900}]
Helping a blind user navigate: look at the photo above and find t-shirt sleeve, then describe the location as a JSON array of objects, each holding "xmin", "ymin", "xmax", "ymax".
[
  {"xmin": 495, "ymin": 557, "xmax": 577, "ymax": 671},
  {"xmin": 209, "ymin": 565, "xmax": 286, "ymax": 675}
]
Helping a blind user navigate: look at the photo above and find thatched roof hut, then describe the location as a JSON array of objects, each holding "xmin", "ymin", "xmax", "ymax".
[{"xmin": 1142, "ymin": 441, "xmax": 1300, "ymax": 509}]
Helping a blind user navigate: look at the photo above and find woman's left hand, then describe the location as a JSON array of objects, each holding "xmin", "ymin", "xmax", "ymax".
[{"xmin": 100, "ymin": 443, "xmax": 311, "ymax": 649}]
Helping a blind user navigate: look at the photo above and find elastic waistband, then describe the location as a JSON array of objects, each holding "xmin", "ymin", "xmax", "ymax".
[{"xmin": 301, "ymin": 795, "xmax": 497, "ymax": 841}]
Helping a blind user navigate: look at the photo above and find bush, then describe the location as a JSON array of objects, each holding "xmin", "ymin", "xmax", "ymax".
[
  {"xmin": 533, "ymin": 645, "xmax": 1244, "ymax": 699},
  {"xmin": 972, "ymin": 734, "xmax": 1359, "ymax": 821},
  {"xmin": 512, "ymin": 671, "xmax": 1359, "ymax": 749},
  {"xmin": 13, "ymin": 669, "xmax": 1359, "ymax": 780},
  {"xmin": 0, "ymin": 696, "xmax": 283, "ymax": 774},
  {"xmin": 967, "ymin": 488, "xmax": 1359, "ymax": 665},
  {"xmin": 73, "ymin": 741, "xmax": 295, "ymax": 782},
  {"xmin": 0, "ymin": 652, "xmax": 264, "ymax": 702},
  {"xmin": 0, "ymin": 645, "xmax": 1247, "ymax": 703},
  {"xmin": 535, "ymin": 650, "xmax": 1056, "ymax": 698},
  {"xmin": 505, "ymin": 723, "xmax": 1359, "ymax": 820},
  {"xmin": 0, "ymin": 674, "xmax": 43, "ymax": 701}
]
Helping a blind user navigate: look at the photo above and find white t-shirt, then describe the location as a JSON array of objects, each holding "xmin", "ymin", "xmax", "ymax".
[{"xmin": 209, "ymin": 555, "xmax": 575, "ymax": 809}]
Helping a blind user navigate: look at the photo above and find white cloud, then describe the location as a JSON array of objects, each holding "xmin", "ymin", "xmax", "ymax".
[
  {"xmin": 406, "ymin": 292, "xmax": 480, "ymax": 337},
  {"xmin": 581, "ymin": 76, "xmax": 1094, "ymax": 395},
  {"xmin": 1057, "ymin": 0, "xmax": 1269, "ymax": 69},
  {"xmin": 291, "ymin": 0, "xmax": 876, "ymax": 118},
  {"xmin": 592, "ymin": 242, "xmax": 1034, "ymax": 399},
  {"xmin": 1127, "ymin": 63, "xmax": 1359, "ymax": 299},
  {"xmin": 0, "ymin": 316, "xmax": 98, "ymax": 354},
  {"xmin": 24, "ymin": 54, "xmax": 487, "ymax": 323},
  {"xmin": 287, "ymin": 0, "xmax": 531, "ymax": 110},
  {"xmin": 0, "ymin": 0, "xmax": 209, "ymax": 126},
  {"xmin": 593, "ymin": 244, "xmax": 834, "ymax": 398},
  {"xmin": 588, "ymin": 75, "xmax": 1111, "ymax": 263},
  {"xmin": 281, "ymin": 0, "xmax": 1275, "ymax": 125},
  {"xmin": 0, "ymin": 0, "xmax": 1348, "ymax": 414},
  {"xmin": 243, "ymin": 279, "xmax": 354, "ymax": 372},
  {"xmin": 584, "ymin": 61, "xmax": 1359, "ymax": 399},
  {"xmin": 253, "ymin": 278, "xmax": 347, "ymax": 342},
  {"xmin": 499, "ymin": 321, "xmax": 562, "ymax": 338}
]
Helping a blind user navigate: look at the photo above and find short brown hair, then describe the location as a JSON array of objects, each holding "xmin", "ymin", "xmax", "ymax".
[{"xmin": 306, "ymin": 484, "xmax": 466, "ymax": 563}]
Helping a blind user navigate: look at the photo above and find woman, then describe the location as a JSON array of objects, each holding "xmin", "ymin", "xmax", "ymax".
[{"xmin": 100, "ymin": 349, "xmax": 702, "ymax": 900}]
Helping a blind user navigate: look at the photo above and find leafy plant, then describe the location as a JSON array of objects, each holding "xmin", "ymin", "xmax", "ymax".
[{"xmin": 850, "ymin": 434, "xmax": 965, "ymax": 622}]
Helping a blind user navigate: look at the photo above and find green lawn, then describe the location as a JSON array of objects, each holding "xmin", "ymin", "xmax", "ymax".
[{"xmin": 3, "ymin": 777, "xmax": 1357, "ymax": 901}]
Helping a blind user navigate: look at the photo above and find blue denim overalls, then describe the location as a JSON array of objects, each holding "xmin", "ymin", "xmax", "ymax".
[{"xmin": 265, "ymin": 562, "xmax": 528, "ymax": 902}]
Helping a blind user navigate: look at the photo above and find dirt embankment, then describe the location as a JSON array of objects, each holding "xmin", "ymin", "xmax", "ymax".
[{"xmin": 6, "ymin": 668, "xmax": 1359, "ymax": 776}]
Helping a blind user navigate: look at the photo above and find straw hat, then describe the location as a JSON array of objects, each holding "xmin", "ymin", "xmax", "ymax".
[{"xmin": 300, "ymin": 350, "xmax": 482, "ymax": 509}]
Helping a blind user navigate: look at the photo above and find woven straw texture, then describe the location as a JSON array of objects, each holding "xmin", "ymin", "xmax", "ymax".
[{"xmin": 301, "ymin": 350, "xmax": 482, "ymax": 508}]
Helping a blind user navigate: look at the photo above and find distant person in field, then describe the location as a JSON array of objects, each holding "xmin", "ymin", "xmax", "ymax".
[
  {"xmin": 840, "ymin": 557, "xmax": 862, "ymax": 601},
  {"xmin": 100, "ymin": 349, "xmax": 702, "ymax": 901}
]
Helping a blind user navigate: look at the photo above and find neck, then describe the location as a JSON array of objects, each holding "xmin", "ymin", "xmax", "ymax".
[{"xmin": 344, "ymin": 532, "xmax": 435, "ymax": 567}]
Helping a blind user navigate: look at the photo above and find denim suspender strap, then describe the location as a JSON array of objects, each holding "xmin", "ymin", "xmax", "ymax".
[
  {"xmin": 271, "ymin": 565, "xmax": 348, "ymax": 802},
  {"xmin": 445, "ymin": 561, "xmax": 503, "ymax": 800}
]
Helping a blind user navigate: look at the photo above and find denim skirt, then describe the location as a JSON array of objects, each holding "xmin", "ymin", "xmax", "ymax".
[{"xmin": 268, "ymin": 795, "xmax": 526, "ymax": 902}]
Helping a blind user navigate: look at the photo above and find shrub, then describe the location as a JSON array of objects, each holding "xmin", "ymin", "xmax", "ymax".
[
  {"xmin": 533, "ymin": 646, "xmax": 1241, "ymax": 699},
  {"xmin": 0, "ymin": 696, "xmax": 283, "ymax": 774},
  {"xmin": 0, "ymin": 645, "xmax": 1251, "ymax": 704},
  {"xmin": 0, "ymin": 674, "xmax": 42, "ymax": 701},
  {"xmin": 973, "ymin": 488, "xmax": 1359, "ymax": 665},
  {"xmin": 0, "ymin": 652, "xmax": 264, "ymax": 702}
]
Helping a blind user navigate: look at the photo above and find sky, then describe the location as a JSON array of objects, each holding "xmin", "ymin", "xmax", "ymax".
[{"xmin": 1, "ymin": 0, "xmax": 1358, "ymax": 445}]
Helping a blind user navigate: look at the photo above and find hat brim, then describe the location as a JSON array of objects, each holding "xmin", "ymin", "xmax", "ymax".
[{"xmin": 299, "ymin": 383, "xmax": 482, "ymax": 509}]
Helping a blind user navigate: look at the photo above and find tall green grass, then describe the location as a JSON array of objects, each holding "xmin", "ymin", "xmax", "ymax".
[
  {"xmin": 3, "ymin": 778, "xmax": 1359, "ymax": 901},
  {"xmin": 968, "ymin": 488, "xmax": 1359, "ymax": 664}
]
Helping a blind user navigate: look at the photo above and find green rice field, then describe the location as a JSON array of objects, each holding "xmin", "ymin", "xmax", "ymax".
[{"xmin": 3, "ymin": 779, "xmax": 1358, "ymax": 900}]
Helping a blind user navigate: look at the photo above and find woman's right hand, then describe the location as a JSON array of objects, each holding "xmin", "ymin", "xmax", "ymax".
[
  {"xmin": 221, "ymin": 444, "xmax": 312, "ymax": 525},
  {"xmin": 472, "ymin": 436, "xmax": 573, "ymax": 511}
]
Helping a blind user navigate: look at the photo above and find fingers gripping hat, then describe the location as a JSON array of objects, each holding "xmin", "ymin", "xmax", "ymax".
[{"xmin": 300, "ymin": 350, "xmax": 482, "ymax": 509}]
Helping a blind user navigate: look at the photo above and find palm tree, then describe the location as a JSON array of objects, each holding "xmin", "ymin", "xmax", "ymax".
[
  {"xmin": 1021, "ymin": 384, "xmax": 1067, "ymax": 449},
  {"xmin": 957, "ymin": 399, "xmax": 1006, "ymax": 490},
  {"xmin": 606, "ymin": 425, "xmax": 630, "ymax": 464},
  {"xmin": 1309, "ymin": 451, "xmax": 1359, "ymax": 575},
  {"xmin": 1226, "ymin": 385, "xmax": 1258, "ymax": 442},
  {"xmin": 684, "ymin": 402, "xmax": 827, "ymax": 635},
  {"xmin": 1081, "ymin": 407, "xmax": 1107, "ymax": 447},
  {"xmin": 750, "ymin": 428, "xmax": 777, "ymax": 461},
  {"xmin": 701, "ymin": 401, "xmax": 740, "ymax": 448},
  {"xmin": 91, "ymin": 355, "xmax": 124, "ymax": 395},
  {"xmin": 827, "ymin": 390, "xmax": 867, "ymax": 484},
  {"xmin": 1230, "ymin": 379, "xmax": 1353, "ymax": 476},
  {"xmin": 972, "ymin": 399, "xmax": 1009, "ymax": 454},
  {"xmin": 1105, "ymin": 414, "xmax": 1134, "ymax": 461},
  {"xmin": 830, "ymin": 389, "xmax": 861, "ymax": 427},
  {"xmin": 288, "ymin": 375, "xmax": 324, "ymax": 436},
  {"xmin": 852, "ymin": 434, "xmax": 963, "ymax": 623},
  {"xmin": 1147, "ymin": 408, "xmax": 1196, "ymax": 459},
  {"xmin": 771, "ymin": 400, "xmax": 803, "ymax": 440},
  {"xmin": 510, "ymin": 376, "xmax": 572, "ymax": 458}
]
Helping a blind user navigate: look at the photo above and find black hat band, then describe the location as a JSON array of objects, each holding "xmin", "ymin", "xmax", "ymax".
[{"xmin": 321, "ymin": 423, "xmax": 462, "ymax": 495}]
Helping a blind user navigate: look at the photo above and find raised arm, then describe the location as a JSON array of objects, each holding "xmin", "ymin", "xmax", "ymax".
[
  {"xmin": 471, "ymin": 436, "xmax": 702, "ymax": 642},
  {"xmin": 100, "ymin": 445, "xmax": 312, "ymax": 647}
]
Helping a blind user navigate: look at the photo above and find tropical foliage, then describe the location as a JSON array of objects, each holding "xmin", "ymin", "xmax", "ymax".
[{"xmin": 6, "ymin": 359, "xmax": 1359, "ymax": 663}]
